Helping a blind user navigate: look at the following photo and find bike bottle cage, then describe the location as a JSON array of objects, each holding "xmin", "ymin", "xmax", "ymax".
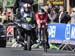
[
  {"xmin": 25, "ymin": 17, "xmax": 32, "ymax": 22},
  {"xmin": 23, "ymin": 16, "xmax": 32, "ymax": 23}
]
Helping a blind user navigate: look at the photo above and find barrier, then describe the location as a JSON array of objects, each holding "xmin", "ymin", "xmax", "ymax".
[
  {"xmin": 48, "ymin": 23, "xmax": 75, "ymax": 51},
  {"xmin": 6, "ymin": 25, "xmax": 14, "ymax": 37}
]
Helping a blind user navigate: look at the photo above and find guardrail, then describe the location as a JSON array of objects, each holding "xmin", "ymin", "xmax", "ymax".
[{"xmin": 48, "ymin": 23, "xmax": 75, "ymax": 51}]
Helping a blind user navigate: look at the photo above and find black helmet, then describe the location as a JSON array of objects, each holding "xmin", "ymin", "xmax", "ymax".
[
  {"xmin": 38, "ymin": 9, "xmax": 45, "ymax": 15},
  {"xmin": 23, "ymin": 3, "xmax": 32, "ymax": 13}
]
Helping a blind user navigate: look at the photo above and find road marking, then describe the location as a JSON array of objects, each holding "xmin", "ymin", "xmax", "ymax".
[{"xmin": 43, "ymin": 53, "xmax": 75, "ymax": 56}]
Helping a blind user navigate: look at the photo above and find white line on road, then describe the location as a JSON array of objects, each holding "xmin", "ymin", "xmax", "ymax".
[{"xmin": 43, "ymin": 53, "xmax": 75, "ymax": 56}]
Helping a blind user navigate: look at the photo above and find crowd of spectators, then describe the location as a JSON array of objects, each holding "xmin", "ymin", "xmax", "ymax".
[
  {"xmin": 0, "ymin": 0, "xmax": 75, "ymax": 48},
  {"xmin": 0, "ymin": 0, "xmax": 75, "ymax": 24}
]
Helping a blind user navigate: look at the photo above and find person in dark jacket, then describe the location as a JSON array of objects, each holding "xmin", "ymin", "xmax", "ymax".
[{"xmin": 59, "ymin": 6, "xmax": 71, "ymax": 24}]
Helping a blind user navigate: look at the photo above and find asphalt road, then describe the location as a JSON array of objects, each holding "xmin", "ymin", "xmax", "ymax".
[{"xmin": 0, "ymin": 48, "xmax": 75, "ymax": 56}]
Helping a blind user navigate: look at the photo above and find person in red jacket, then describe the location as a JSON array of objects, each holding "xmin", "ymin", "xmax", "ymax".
[
  {"xmin": 35, "ymin": 9, "xmax": 49, "ymax": 48},
  {"xmin": 35, "ymin": 9, "xmax": 48, "ymax": 29}
]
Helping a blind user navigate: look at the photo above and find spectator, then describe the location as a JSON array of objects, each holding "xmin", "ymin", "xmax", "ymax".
[
  {"xmin": 0, "ymin": 7, "xmax": 3, "ymax": 22},
  {"xmin": 48, "ymin": 8, "xmax": 58, "ymax": 23},
  {"xmin": 0, "ymin": 7, "xmax": 7, "ymax": 23},
  {"xmin": 47, "ymin": 2, "xmax": 54, "ymax": 14},
  {"xmin": 70, "ymin": 7, "xmax": 75, "ymax": 24},
  {"xmin": 59, "ymin": 6, "xmax": 71, "ymax": 23},
  {"xmin": 6, "ymin": 8, "xmax": 14, "ymax": 22},
  {"xmin": 47, "ymin": 2, "xmax": 55, "ymax": 23}
]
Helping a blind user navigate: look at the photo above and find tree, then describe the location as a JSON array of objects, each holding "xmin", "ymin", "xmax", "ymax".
[{"xmin": 5, "ymin": 0, "xmax": 16, "ymax": 8}]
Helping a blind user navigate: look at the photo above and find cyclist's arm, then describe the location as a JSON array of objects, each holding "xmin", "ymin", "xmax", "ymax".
[
  {"xmin": 43, "ymin": 13, "xmax": 48, "ymax": 25},
  {"xmin": 20, "ymin": 7, "xmax": 24, "ymax": 17}
]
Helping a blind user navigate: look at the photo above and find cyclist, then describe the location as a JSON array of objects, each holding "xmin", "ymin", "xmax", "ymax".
[
  {"xmin": 19, "ymin": 3, "xmax": 37, "ymax": 44},
  {"xmin": 35, "ymin": 8, "xmax": 49, "ymax": 48},
  {"xmin": 20, "ymin": 3, "xmax": 33, "ymax": 18}
]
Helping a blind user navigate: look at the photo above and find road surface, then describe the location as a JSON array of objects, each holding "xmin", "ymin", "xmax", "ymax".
[{"xmin": 0, "ymin": 48, "xmax": 75, "ymax": 56}]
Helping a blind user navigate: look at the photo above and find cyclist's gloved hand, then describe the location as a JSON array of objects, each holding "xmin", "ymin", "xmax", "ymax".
[
  {"xmin": 40, "ymin": 20, "xmax": 46, "ymax": 23},
  {"xmin": 38, "ymin": 24, "xmax": 41, "ymax": 28},
  {"xmin": 46, "ymin": 23, "xmax": 48, "ymax": 26}
]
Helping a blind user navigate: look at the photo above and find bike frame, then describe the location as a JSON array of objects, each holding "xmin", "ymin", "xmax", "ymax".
[{"xmin": 39, "ymin": 23, "xmax": 47, "ymax": 52}]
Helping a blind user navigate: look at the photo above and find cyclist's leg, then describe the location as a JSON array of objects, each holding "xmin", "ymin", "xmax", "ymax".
[
  {"xmin": 37, "ymin": 27, "xmax": 41, "ymax": 43},
  {"xmin": 32, "ymin": 25, "xmax": 41, "ymax": 48},
  {"xmin": 31, "ymin": 29, "xmax": 37, "ymax": 44}
]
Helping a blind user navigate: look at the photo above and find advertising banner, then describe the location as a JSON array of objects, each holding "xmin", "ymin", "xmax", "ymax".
[
  {"xmin": 48, "ymin": 0, "xmax": 64, "ymax": 5},
  {"xmin": 48, "ymin": 23, "xmax": 75, "ymax": 44}
]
